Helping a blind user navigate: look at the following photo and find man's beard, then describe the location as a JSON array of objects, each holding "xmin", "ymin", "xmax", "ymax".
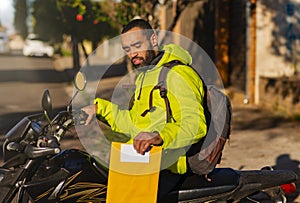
[{"xmin": 131, "ymin": 50, "xmax": 156, "ymax": 69}]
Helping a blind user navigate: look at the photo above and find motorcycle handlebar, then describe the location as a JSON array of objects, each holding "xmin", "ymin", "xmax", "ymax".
[
  {"xmin": 25, "ymin": 144, "xmax": 60, "ymax": 159},
  {"xmin": 51, "ymin": 109, "xmax": 87, "ymax": 140},
  {"xmin": 54, "ymin": 118, "xmax": 73, "ymax": 140},
  {"xmin": 26, "ymin": 108, "xmax": 86, "ymax": 157},
  {"xmin": 22, "ymin": 109, "xmax": 87, "ymax": 151},
  {"xmin": 37, "ymin": 136, "xmax": 60, "ymax": 148},
  {"xmin": 6, "ymin": 140, "xmax": 60, "ymax": 158},
  {"xmin": 6, "ymin": 142, "xmax": 23, "ymax": 152}
]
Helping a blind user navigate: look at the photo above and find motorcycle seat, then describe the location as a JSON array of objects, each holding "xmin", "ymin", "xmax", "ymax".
[{"xmin": 164, "ymin": 168, "xmax": 240, "ymax": 202}]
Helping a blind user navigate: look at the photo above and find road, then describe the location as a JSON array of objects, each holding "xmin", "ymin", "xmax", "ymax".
[
  {"xmin": 0, "ymin": 53, "xmax": 73, "ymax": 134},
  {"xmin": 0, "ymin": 53, "xmax": 79, "ymax": 163}
]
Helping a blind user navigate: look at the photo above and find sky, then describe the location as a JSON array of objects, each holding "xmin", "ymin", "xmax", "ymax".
[{"xmin": 0, "ymin": 0, "xmax": 15, "ymax": 34}]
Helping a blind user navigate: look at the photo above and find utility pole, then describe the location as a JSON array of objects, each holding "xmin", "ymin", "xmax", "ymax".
[
  {"xmin": 245, "ymin": 0, "xmax": 257, "ymax": 104},
  {"xmin": 71, "ymin": 34, "xmax": 80, "ymax": 72},
  {"xmin": 214, "ymin": 0, "xmax": 230, "ymax": 87}
]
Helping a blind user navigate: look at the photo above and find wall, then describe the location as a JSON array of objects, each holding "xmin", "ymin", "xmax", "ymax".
[
  {"xmin": 256, "ymin": 0, "xmax": 300, "ymax": 77},
  {"xmin": 260, "ymin": 77, "xmax": 300, "ymax": 117},
  {"xmin": 158, "ymin": 0, "xmax": 300, "ymax": 115},
  {"xmin": 159, "ymin": 1, "xmax": 247, "ymax": 90},
  {"xmin": 257, "ymin": 0, "xmax": 300, "ymax": 115}
]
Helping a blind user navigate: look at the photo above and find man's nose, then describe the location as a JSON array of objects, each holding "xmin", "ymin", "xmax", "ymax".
[{"xmin": 129, "ymin": 51, "xmax": 138, "ymax": 58}]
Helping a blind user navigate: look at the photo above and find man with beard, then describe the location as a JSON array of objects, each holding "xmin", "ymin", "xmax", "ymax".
[{"xmin": 81, "ymin": 19, "xmax": 207, "ymax": 200}]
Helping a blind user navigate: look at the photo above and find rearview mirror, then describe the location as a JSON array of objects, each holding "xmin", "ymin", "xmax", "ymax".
[
  {"xmin": 74, "ymin": 72, "xmax": 86, "ymax": 91},
  {"xmin": 41, "ymin": 89, "xmax": 52, "ymax": 123},
  {"xmin": 42, "ymin": 89, "xmax": 52, "ymax": 113},
  {"xmin": 66, "ymin": 72, "xmax": 87, "ymax": 112}
]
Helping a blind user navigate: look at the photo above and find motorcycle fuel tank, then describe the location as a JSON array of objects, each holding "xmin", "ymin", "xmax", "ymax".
[{"xmin": 25, "ymin": 149, "xmax": 108, "ymax": 202}]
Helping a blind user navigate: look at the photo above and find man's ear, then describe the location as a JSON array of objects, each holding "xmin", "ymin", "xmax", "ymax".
[{"xmin": 150, "ymin": 34, "xmax": 158, "ymax": 47}]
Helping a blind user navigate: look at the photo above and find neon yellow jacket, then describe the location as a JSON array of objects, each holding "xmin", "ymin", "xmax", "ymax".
[{"xmin": 94, "ymin": 44, "xmax": 207, "ymax": 174}]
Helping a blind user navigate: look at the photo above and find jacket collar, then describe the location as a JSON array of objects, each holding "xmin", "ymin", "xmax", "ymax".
[
  {"xmin": 150, "ymin": 51, "xmax": 165, "ymax": 66},
  {"xmin": 137, "ymin": 51, "xmax": 165, "ymax": 72}
]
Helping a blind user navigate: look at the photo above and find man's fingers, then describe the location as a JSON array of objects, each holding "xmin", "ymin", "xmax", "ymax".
[
  {"xmin": 85, "ymin": 115, "xmax": 93, "ymax": 125},
  {"xmin": 133, "ymin": 138, "xmax": 144, "ymax": 154},
  {"xmin": 140, "ymin": 141, "xmax": 150, "ymax": 155},
  {"xmin": 134, "ymin": 140, "xmax": 149, "ymax": 155},
  {"xmin": 80, "ymin": 104, "xmax": 97, "ymax": 125},
  {"xmin": 134, "ymin": 132, "xmax": 154, "ymax": 155}
]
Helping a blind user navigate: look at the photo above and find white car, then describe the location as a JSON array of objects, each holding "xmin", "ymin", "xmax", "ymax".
[
  {"xmin": 0, "ymin": 32, "xmax": 10, "ymax": 54},
  {"xmin": 23, "ymin": 35, "xmax": 54, "ymax": 57}
]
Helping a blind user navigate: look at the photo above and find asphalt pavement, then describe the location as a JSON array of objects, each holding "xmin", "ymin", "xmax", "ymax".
[{"xmin": 0, "ymin": 54, "xmax": 74, "ymax": 134}]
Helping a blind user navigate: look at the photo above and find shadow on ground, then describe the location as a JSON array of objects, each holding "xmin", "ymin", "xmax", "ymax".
[
  {"xmin": 0, "ymin": 69, "xmax": 72, "ymax": 83},
  {"xmin": 232, "ymin": 106, "xmax": 298, "ymax": 131}
]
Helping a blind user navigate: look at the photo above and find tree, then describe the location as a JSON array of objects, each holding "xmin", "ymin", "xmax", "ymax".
[
  {"xmin": 55, "ymin": 0, "xmax": 118, "ymax": 70},
  {"xmin": 14, "ymin": 0, "xmax": 28, "ymax": 39},
  {"xmin": 32, "ymin": 0, "xmax": 65, "ymax": 42},
  {"xmin": 96, "ymin": 0, "xmax": 205, "ymax": 72},
  {"xmin": 29, "ymin": 0, "xmax": 203, "ymax": 70},
  {"xmin": 55, "ymin": 0, "xmax": 118, "ymax": 41},
  {"xmin": 101, "ymin": 0, "xmax": 203, "ymax": 31},
  {"xmin": 62, "ymin": 0, "xmax": 204, "ymax": 32},
  {"xmin": 29, "ymin": 0, "xmax": 118, "ymax": 70}
]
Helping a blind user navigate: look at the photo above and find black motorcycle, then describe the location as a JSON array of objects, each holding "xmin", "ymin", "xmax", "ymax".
[{"xmin": 0, "ymin": 72, "xmax": 297, "ymax": 203}]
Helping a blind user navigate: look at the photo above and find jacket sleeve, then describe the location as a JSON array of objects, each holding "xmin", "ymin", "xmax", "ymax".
[
  {"xmin": 93, "ymin": 98, "xmax": 135, "ymax": 136},
  {"xmin": 157, "ymin": 65, "xmax": 207, "ymax": 149}
]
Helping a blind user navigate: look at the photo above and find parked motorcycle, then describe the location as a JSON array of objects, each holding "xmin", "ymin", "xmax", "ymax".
[{"xmin": 0, "ymin": 72, "xmax": 297, "ymax": 203}]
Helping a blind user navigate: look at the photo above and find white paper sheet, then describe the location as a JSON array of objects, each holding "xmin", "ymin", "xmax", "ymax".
[{"xmin": 120, "ymin": 144, "xmax": 150, "ymax": 163}]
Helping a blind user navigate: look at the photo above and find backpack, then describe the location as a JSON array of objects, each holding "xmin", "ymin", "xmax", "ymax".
[{"xmin": 152, "ymin": 60, "xmax": 232, "ymax": 176}]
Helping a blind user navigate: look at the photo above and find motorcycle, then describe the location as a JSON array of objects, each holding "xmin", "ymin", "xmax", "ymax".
[{"xmin": 0, "ymin": 72, "xmax": 297, "ymax": 203}]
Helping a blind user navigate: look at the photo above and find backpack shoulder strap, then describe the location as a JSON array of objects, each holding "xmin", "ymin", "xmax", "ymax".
[
  {"xmin": 158, "ymin": 60, "xmax": 184, "ymax": 82},
  {"xmin": 158, "ymin": 60, "xmax": 209, "ymax": 124},
  {"xmin": 140, "ymin": 60, "xmax": 185, "ymax": 122},
  {"xmin": 158, "ymin": 60, "xmax": 185, "ymax": 123}
]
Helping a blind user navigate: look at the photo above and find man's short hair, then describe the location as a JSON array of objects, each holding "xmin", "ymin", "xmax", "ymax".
[{"xmin": 121, "ymin": 19, "xmax": 155, "ymax": 40}]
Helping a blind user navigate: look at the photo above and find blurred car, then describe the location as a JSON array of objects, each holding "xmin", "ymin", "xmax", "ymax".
[
  {"xmin": 0, "ymin": 32, "xmax": 11, "ymax": 54},
  {"xmin": 23, "ymin": 35, "xmax": 54, "ymax": 57}
]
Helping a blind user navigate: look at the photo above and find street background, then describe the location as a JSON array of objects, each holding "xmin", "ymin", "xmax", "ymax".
[
  {"xmin": 1, "ymin": 53, "xmax": 299, "ymax": 201},
  {"xmin": 0, "ymin": 0, "xmax": 299, "ymax": 202}
]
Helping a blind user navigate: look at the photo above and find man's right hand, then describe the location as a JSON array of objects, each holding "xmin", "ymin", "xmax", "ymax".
[
  {"xmin": 133, "ymin": 131, "xmax": 163, "ymax": 155},
  {"xmin": 81, "ymin": 104, "xmax": 97, "ymax": 125}
]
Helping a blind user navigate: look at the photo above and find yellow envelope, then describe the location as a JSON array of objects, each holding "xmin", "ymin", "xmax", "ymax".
[{"xmin": 106, "ymin": 142, "xmax": 162, "ymax": 203}]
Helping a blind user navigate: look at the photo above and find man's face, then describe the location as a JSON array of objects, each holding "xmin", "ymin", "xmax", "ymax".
[{"xmin": 121, "ymin": 27, "xmax": 156, "ymax": 68}]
